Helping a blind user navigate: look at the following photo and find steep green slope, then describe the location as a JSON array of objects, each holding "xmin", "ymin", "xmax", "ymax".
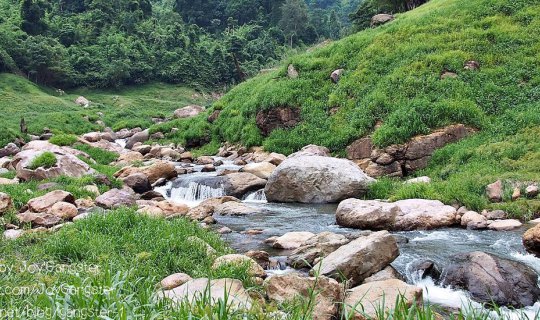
[
  {"xmin": 157, "ymin": 0, "xmax": 539, "ymax": 154},
  {"xmin": 150, "ymin": 0, "xmax": 539, "ymax": 217},
  {"xmin": 0, "ymin": 73, "xmax": 210, "ymax": 146}
]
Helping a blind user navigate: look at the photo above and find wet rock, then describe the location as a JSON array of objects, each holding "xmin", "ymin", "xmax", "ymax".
[
  {"xmin": 196, "ymin": 156, "xmax": 214, "ymax": 165},
  {"xmin": 265, "ymin": 232, "xmax": 315, "ymax": 250},
  {"xmin": 313, "ymin": 231, "xmax": 399, "ymax": 286},
  {"xmin": 441, "ymin": 251, "xmax": 540, "ymax": 307},
  {"xmin": 336, "ymin": 199, "xmax": 458, "ymax": 231},
  {"xmin": 241, "ymin": 162, "xmax": 276, "ymax": 179},
  {"xmin": 245, "ymin": 250, "xmax": 271, "ymax": 269},
  {"xmin": 265, "ymin": 274, "xmax": 343, "ymax": 320},
  {"xmin": 95, "ymin": 188, "xmax": 136, "ymax": 209},
  {"xmin": 487, "ymin": 219, "xmax": 522, "ymax": 231},
  {"xmin": 222, "ymin": 172, "xmax": 267, "ymax": 198},
  {"xmin": 256, "ymin": 107, "xmax": 301, "ymax": 136},
  {"xmin": 460, "ymin": 211, "xmax": 488, "ymax": 230},
  {"xmin": 212, "ymin": 254, "xmax": 265, "ymax": 278},
  {"xmin": 122, "ymin": 173, "xmax": 151, "ymax": 194},
  {"xmin": 265, "ymin": 156, "xmax": 374, "ymax": 204},
  {"xmin": 370, "ymin": 13, "xmax": 394, "ymax": 27},
  {"xmin": 362, "ymin": 266, "xmax": 403, "ymax": 284},
  {"xmin": 174, "ymin": 105, "xmax": 205, "ymax": 119},
  {"xmin": 160, "ymin": 273, "xmax": 192, "ymax": 290},
  {"xmin": 136, "ymin": 200, "xmax": 189, "ymax": 218},
  {"xmin": 486, "ymin": 180, "xmax": 503, "ymax": 203},
  {"xmin": 393, "ymin": 199, "xmax": 458, "ymax": 231},
  {"xmin": 288, "ymin": 232, "xmax": 350, "ymax": 268},
  {"xmin": 159, "ymin": 278, "xmax": 252, "ymax": 309},
  {"xmin": 0, "ymin": 192, "xmax": 13, "ymax": 214},
  {"xmin": 408, "ymin": 259, "xmax": 441, "ymax": 282},
  {"xmin": 186, "ymin": 196, "xmax": 240, "ymax": 220},
  {"xmin": 114, "ymin": 161, "xmax": 176, "ymax": 184},
  {"xmin": 201, "ymin": 164, "xmax": 215, "ymax": 172},
  {"xmin": 336, "ymin": 199, "xmax": 399, "ymax": 230},
  {"xmin": 125, "ymin": 130, "xmax": 149, "ymax": 149},
  {"xmin": 345, "ymin": 279, "xmax": 422, "ymax": 319},
  {"xmin": 523, "ymin": 224, "xmax": 540, "ymax": 257},
  {"xmin": 217, "ymin": 226, "xmax": 232, "ymax": 234},
  {"xmin": 214, "ymin": 202, "xmax": 261, "ymax": 216}
]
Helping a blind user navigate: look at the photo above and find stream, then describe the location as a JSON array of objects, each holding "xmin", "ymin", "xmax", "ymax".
[{"xmin": 155, "ymin": 159, "xmax": 540, "ymax": 319}]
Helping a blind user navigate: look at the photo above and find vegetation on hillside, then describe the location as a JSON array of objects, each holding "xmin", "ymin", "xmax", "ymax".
[
  {"xmin": 148, "ymin": 0, "xmax": 539, "ymax": 217},
  {"xmin": 0, "ymin": 73, "xmax": 210, "ymax": 146},
  {"xmin": 0, "ymin": 0, "xmax": 362, "ymax": 88}
]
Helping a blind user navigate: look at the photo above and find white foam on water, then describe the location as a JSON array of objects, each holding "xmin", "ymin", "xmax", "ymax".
[
  {"xmin": 410, "ymin": 231, "xmax": 452, "ymax": 242},
  {"xmin": 155, "ymin": 181, "xmax": 225, "ymax": 207},
  {"xmin": 415, "ymin": 277, "xmax": 540, "ymax": 319},
  {"xmin": 114, "ymin": 139, "xmax": 127, "ymax": 148},
  {"xmin": 511, "ymin": 251, "xmax": 540, "ymax": 274},
  {"xmin": 244, "ymin": 189, "xmax": 267, "ymax": 203}
]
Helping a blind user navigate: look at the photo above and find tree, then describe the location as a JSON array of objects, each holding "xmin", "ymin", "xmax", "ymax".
[
  {"xmin": 20, "ymin": 0, "xmax": 47, "ymax": 35},
  {"xmin": 279, "ymin": 0, "xmax": 310, "ymax": 47}
]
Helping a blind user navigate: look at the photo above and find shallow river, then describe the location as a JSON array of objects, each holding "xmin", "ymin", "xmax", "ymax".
[{"xmin": 156, "ymin": 162, "xmax": 540, "ymax": 319}]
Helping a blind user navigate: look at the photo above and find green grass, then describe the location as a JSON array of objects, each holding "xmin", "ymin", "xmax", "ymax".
[
  {"xmin": 28, "ymin": 151, "xmax": 57, "ymax": 170},
  {"xmin": 49, "ymin": 134, "xmax": 78, "ymax": 146},
  {"xmin": 367, "ymin": 123, "xmax": 540, "ymax": 219},
  {"xmin": 0, "ymin": 74, "xmax": 213, "ymax": 146}
]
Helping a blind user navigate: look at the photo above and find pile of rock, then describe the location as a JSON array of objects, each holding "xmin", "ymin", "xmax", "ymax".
[{"xmin": 346, "ymin": 124, "xmax": 474, "ymax": 177}]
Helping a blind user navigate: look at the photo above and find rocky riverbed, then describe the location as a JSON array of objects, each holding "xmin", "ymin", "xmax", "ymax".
[{"xmin": 1, "ymin": 129, "xmax": 539, "ymax": 319}]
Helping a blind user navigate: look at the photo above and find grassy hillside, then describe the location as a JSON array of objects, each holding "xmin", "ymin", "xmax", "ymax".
[
  {"xmin": 150, "ymin": 0, "xmax": 540, "ymax": 217},
  {"xmin": 153, "ymin": 0, "xmax": 539, "ymax": 154},
  {"xmin": 0, "ymin": 73, "xmax": 211, "ymax": 146}
]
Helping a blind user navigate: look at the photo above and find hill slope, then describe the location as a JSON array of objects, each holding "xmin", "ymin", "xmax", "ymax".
[
  {"xmin": 197, "ymin": 0, "xmax": 539, "ymax": 153},
  {"xmin": 152, "ymin": 0, "xmax": 540, "ymax": 217},
  {"xmin": 0, "ymin": 73, "xmax": 210, "ymax": 145}
]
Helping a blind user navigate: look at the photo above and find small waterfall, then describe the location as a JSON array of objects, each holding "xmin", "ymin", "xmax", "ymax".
[
  {"xmin": 169, "ymin": 182, "xmax": 225, "ymax": 203},
  {"xmin": 244, "ymin": 189, "xmax": 267, "ymax": 203},
  {"xmin": 115, "ymin": 139, "xmax": 127, "ymax": 148},
  {"xmin": 155, "ymin": 174, "xmax": 226, "ymax": 206}
]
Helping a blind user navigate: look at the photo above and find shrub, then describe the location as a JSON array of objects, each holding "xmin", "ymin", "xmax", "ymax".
[
  {"xmin": 28, "ymin": 151, "xmax": 57, "ymax": 170},
  {"xmin": 49, "ymin": 133, "xmax": 78, "ymax": 146}
]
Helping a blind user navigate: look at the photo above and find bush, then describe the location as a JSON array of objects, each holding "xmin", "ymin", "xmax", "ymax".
[
  {"xmin": 74, "ymin": 144, "xmax": 119, "ymax": 165},
  {"xmin": 49, "ymin": 133, "xmax": 78, "ymax": 146},
  {"xmin": 28, "ymin": 151, "xmax": 57, "ymax": 170}
]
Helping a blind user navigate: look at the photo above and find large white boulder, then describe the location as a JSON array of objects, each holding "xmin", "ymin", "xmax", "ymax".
[{"xmin": 265, "ymin": 156, "xmax": 374, "ymax": 203}]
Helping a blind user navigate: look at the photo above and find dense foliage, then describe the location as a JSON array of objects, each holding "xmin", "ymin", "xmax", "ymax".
[{"xmin": 0, "ymin": 0, "xmax": 361, "ymax": 88}]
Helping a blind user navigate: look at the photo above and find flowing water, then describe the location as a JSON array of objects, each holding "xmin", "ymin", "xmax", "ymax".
[{"xmin": 155, "ymin": 164, "xmax": 540, "ymax": 318}]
